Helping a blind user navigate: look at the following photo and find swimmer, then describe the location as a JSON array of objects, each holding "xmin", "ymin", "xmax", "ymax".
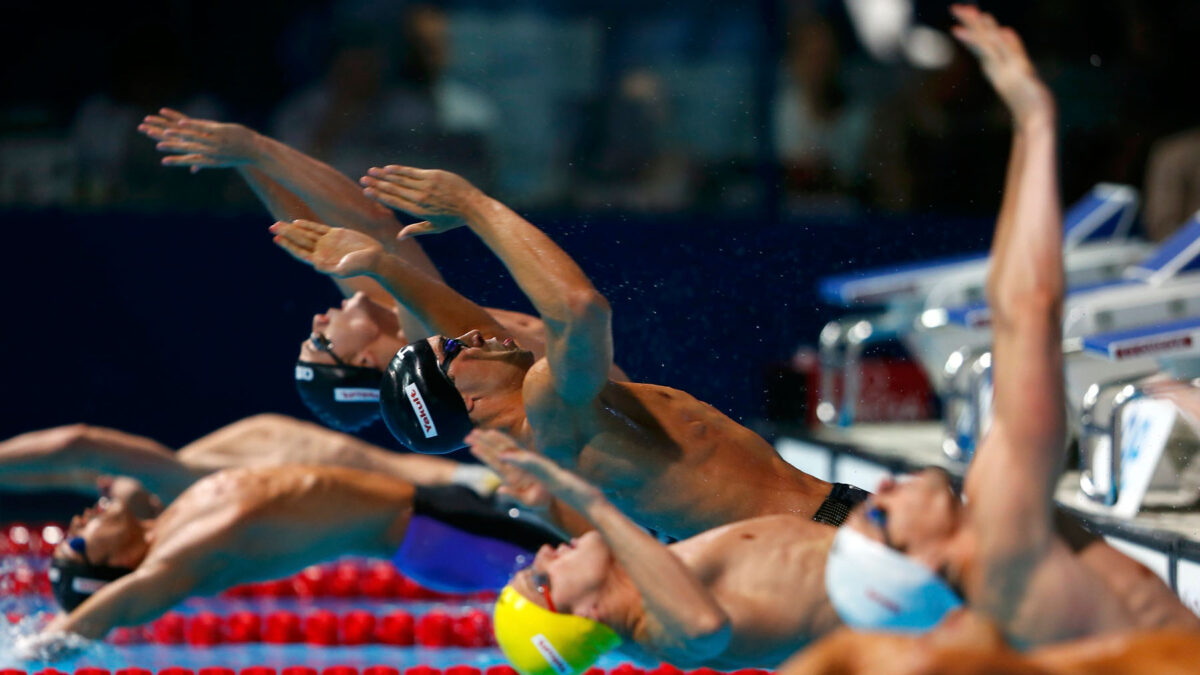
[
  {"xmin": 271, "ymin": 170, "xmax": 851, "ymax": 540},
  {"xmin": 19, "ymin": 463, "xmax": 562, "ymax": 659},
  {"xmin": 138, "ymin": 111, "xmax": 625, "ymax": 434},
  {"xmin": 780, "ymin": 610, "xmax": 1200, "ymax": 674},
  {"xmin": 470, "ymin": 428, "xmax": 840, "ymax": 670},
  {"xmin": 0, "ymin": 414, "xmax": 499, "ymax": 506},
  {"xmin": 822, "ymin": 5, "xmax": 1200, "ymax": 645}
]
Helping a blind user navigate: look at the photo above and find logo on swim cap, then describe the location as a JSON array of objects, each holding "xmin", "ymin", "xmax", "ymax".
[
  {"xmin": 294, "ymin": 360, "xmax": 383, "ymax": 432},
  {"xmin": 405, "ymin": 383, "xmax": 439, "ymax": 438},
  {"xmin": 334, "ymin": 387, "xmax": 381, "ymax": 402},
  {"xmin": 379, "ymin": 341, "xmax": 472, "ymax": 454},
  {"xmin": 493, "ymin": 585, "xmax": 621, "ymax": 675}
]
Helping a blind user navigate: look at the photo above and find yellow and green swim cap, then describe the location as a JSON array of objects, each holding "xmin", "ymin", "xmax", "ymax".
[{"xmin": 493, "ymin": 585, "xmax": 622, "ymax": 675}]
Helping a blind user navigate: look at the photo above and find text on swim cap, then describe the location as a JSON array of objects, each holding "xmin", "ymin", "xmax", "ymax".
[
  {"xmin": 531, "ymin": 634, "xmax": 572, "ymax": 675},
  {"xmin": 334, "ymin": 387, "xmax": 381, "ymax": 402},
  {"xmin": 405, "ymin": 383, "xmax": 439, "ymax": 438}
]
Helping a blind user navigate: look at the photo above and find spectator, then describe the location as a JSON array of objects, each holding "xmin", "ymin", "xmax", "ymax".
[
  {"xmin": 271, "ymin": 5, "xmax": 497, "ymax": 187},
  {"xmin": 773, "ymin": 14, "xmax": 872, "ymax": 210},
  {"xmin": 1143, "ymin": 127, "xmax": 1200, "ymax": 241}
]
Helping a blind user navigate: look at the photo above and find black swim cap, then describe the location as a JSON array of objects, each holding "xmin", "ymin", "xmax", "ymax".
[
  {"xmin": 48, "ymin": 556, "xmax": 135, "ymax": 611},
  {"xmin": 380, "ymin": 341, "xmax": 472, "ymax": 454},
  {"xmin": 294, "ymin": 361, "xmax": 382, "ymax": 432}
]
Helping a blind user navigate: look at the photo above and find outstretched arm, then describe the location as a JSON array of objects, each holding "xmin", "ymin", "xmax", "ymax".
[
  {"xmin": 0, "ymin": 425, "xmax": 198, "ymax": 503},
  {"xmin": 271, "ymin": 219, "xmax": 507, "ymax": 339},
  {"xmin": 953, "ymin": 3, "xmax": 1065, "ymax": 596},
  {"xmin": 473, "ymin": 430, "xmax": 730, "ymax": 663},
  {"xmin": 365, "ymin": 168, "xmax": 613, "ymax": 404},
  {"xmin": 139, "ymin": 110, "xmax": 440, "ymax": 323}
]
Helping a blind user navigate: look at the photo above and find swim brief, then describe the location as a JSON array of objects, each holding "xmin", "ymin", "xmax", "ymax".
[
  {"xmin": 393, "ymin": 484, "xmax": 565, "ymax": 593},
  {"xmin": 811, "ymin": 482, "xmax": 871, "ymax": 527}
]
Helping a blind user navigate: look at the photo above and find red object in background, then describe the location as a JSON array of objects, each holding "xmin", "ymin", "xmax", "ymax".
[
  {"xmin": 258, "ymin": 578, "xmax": 295, "ymax": 598},
  {"xmin": 292, "ymin": 566, "xmax": 329, "ymax": 598},
  {"xmin": 150, "ymin": 613, "xmax": 186, "ymax": 644},
  {"xmin": 415, "ymin": 611, "xmax": 453, "ymax": 647},
  {"xmin": 115, "ymin": 669, "xmax": 152, "ymax": 675},
  {"xmin": 376, "ymin": 611, "xmax": 415, "ymax": 645},
  {"xmin": 340, "ymin": 610, "xmax": 376, "ymax": 645},
  {"xmin": 610, "ymin": 666, "xmax": 645, "ymax": 675},
  {"xmin": 158, "ymin": 668, "xmax": 194, "ymax": 675},
  {"xmin": 362, "ymin": 668, "xmax": 398, "ymax": 675},
  {"xmin": 321, "ymin": 667, "xmax": 357, "ymax": 675},
  {"xmin": 444, "ymin": 667, "xmax": 480, "ymax": 675},
  {"xmin": 731, "ymin": 670, "xmax": 769, "ymax": 675},
  {"xmin": 32, "ymin": 669, "xmax": 67, "ymax": 675},
  {"xmin": 361, "ymin": 562, "xmax": 400, "ymax": 598},
  {"xmin": 0, "ymin": 671, "xmax": 25, "ymax": 675},
  {"xmin": 451, "ymin": 609, "xmax": 492, "ymax": 647},
  {"xmin": 404, "ymin": 667, "xmax": 440, "ymax": 675},
  {"xmin": 648, "ymin": 667, "xmax": 684, "ymax": 675},
  {"xmin": 281, "ymin": 668, "xmax": 317, "ymax": 675},
  {"xmin": 74, "ymin": 669, "xmax": 109, "ymax": 675},
  {"xmin": 304, "ymin": 610, "xmax": 340, "ymax": 645},
  {"xmin": 264, "ymin": 612, "xmax": 303, "ymax": 644},
  {"xmin": 226, "ymin": 611, "xmax": 262, "ymax": 643},
  {"xmin": 199, "ymin": 668, "xmax": 235, "ymax": 675},
  {"xmin": 239, "ymin": 668, "xmax": 276, "ymax": 675},
  {"xmin": 328, "ymin": 562, "xmax": 361, "ymax": 597},
  {"xmin": 484, "ymin": 668, "xmax": 518, "ymax": 675},
  {"xmin": 583, "ymin": 669, "xmax": 603, "ymax": 675},
  {"xmin": 186, "ymin": 612, "xmax": 225, "ymax": 646},
  {"xmin": 766, "ymin": 348, "xmax": 935, "ymax": 427}
]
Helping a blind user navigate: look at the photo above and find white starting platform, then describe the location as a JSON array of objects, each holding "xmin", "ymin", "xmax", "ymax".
[{"xmin": 773, "ymin": 422, "xmax": 1200, "ymax": 618}]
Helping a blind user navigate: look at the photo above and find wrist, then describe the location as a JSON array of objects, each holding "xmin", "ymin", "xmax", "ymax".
[{"xmin": 460, "ymin": 191, "xmax": 502, "ymax": 229}]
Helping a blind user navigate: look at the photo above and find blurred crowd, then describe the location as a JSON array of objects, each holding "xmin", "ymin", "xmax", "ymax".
[{"xmin": 1, "ymin": 0, "xmax": 1197, "ymax": 227}]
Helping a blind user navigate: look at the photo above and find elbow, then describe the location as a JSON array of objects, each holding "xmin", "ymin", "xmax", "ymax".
[
  {"xmin": 564, "ymin": 288, "xmax": 611, "ymax": 325},
  {"xmin": 681, "ymin": 611, "xmax": 732, "ymax": 661},
  {"xmin": 987, "ymin": 286, "xmax": 1061, "ymax": 331}
]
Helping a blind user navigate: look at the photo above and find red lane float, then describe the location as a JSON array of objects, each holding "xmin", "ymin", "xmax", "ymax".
[{"xmin": 0, "ymin": 662, "xmax": 782, "ymax": 667}]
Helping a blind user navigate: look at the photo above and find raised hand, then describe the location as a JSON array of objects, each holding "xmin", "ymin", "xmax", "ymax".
[
  {"xmin": 270, "ymin": 220, "xmax": 384, "ymax": 278},
  {"xmin": 138, "ymin": 108, "xmax": 262, "ymax": 173},
  {"xmin": 467, "ymin": 429, "xmax": 602, "ymax": 510},
  {"xmin": 950, "ymin": 4, "xmax": 1053, "ymax": 124},
  {"xmin": 360, "ymin": 166, "xmax": 485, "ymax": 239},
  {"xmin": 466, "ymin": 429, "xmax": 554, "ymax": 509}
]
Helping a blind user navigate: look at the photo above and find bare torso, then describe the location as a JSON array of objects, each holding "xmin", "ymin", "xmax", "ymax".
[
  {"xmin": 666, "ymin": 515, "xmax": 841, "ymax": 668},
  {"xmin": 143, "ymin": 465, "xmax": 413, "ymax": 594},
  {"xmin": 524, "ymin": 362, "xmax": 830, "ymax": 539}
]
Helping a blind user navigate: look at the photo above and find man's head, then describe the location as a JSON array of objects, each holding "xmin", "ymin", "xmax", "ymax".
[
  {"xmin": 295, "ymin": 292, "xmax": 406, "ymax": 431},
  {"xmin": 494, "ymin": 533, "xmax": 623, "ymax": 675},
  {"xmin": 380, "ymin": 330, "xmax": 534, "ymax": 453},
  {"xmin": 49, "ymin": 497, "xmax": 150, "ymax": 611},
  {"xmin": 825, "ymin": 469, "xmax": 966, "ymax": 632}
]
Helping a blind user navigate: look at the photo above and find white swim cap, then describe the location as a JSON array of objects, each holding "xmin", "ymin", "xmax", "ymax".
[{"xmin": 825, "ymin": 526, "xmax": 962, "ymax": 633}]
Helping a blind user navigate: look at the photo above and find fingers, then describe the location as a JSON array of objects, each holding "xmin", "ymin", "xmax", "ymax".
[
  {"xmin": 370, "ymin": 165, "xmax": 428, "ymax": 181},
  {"xmin": 273, "ymin": 234, "xmax": 314, "ymax": 263},
  {"xmin": 397, "ymin": 221, "xmax": 436, "ymax": 240},
  {"xmin": 160, "ymin": 154, "xmax": 219, "ymax": 168},
  {"xmin": 361, "ymin": 174, "xmax": 425, "ymax": 200},
  {"xmin": 155, "ymin": 140, "xmax": 212, "ymax": 155},
  {"xmin": 291, "ymin": 219, "xmax": 331, "ymax": 237}
]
